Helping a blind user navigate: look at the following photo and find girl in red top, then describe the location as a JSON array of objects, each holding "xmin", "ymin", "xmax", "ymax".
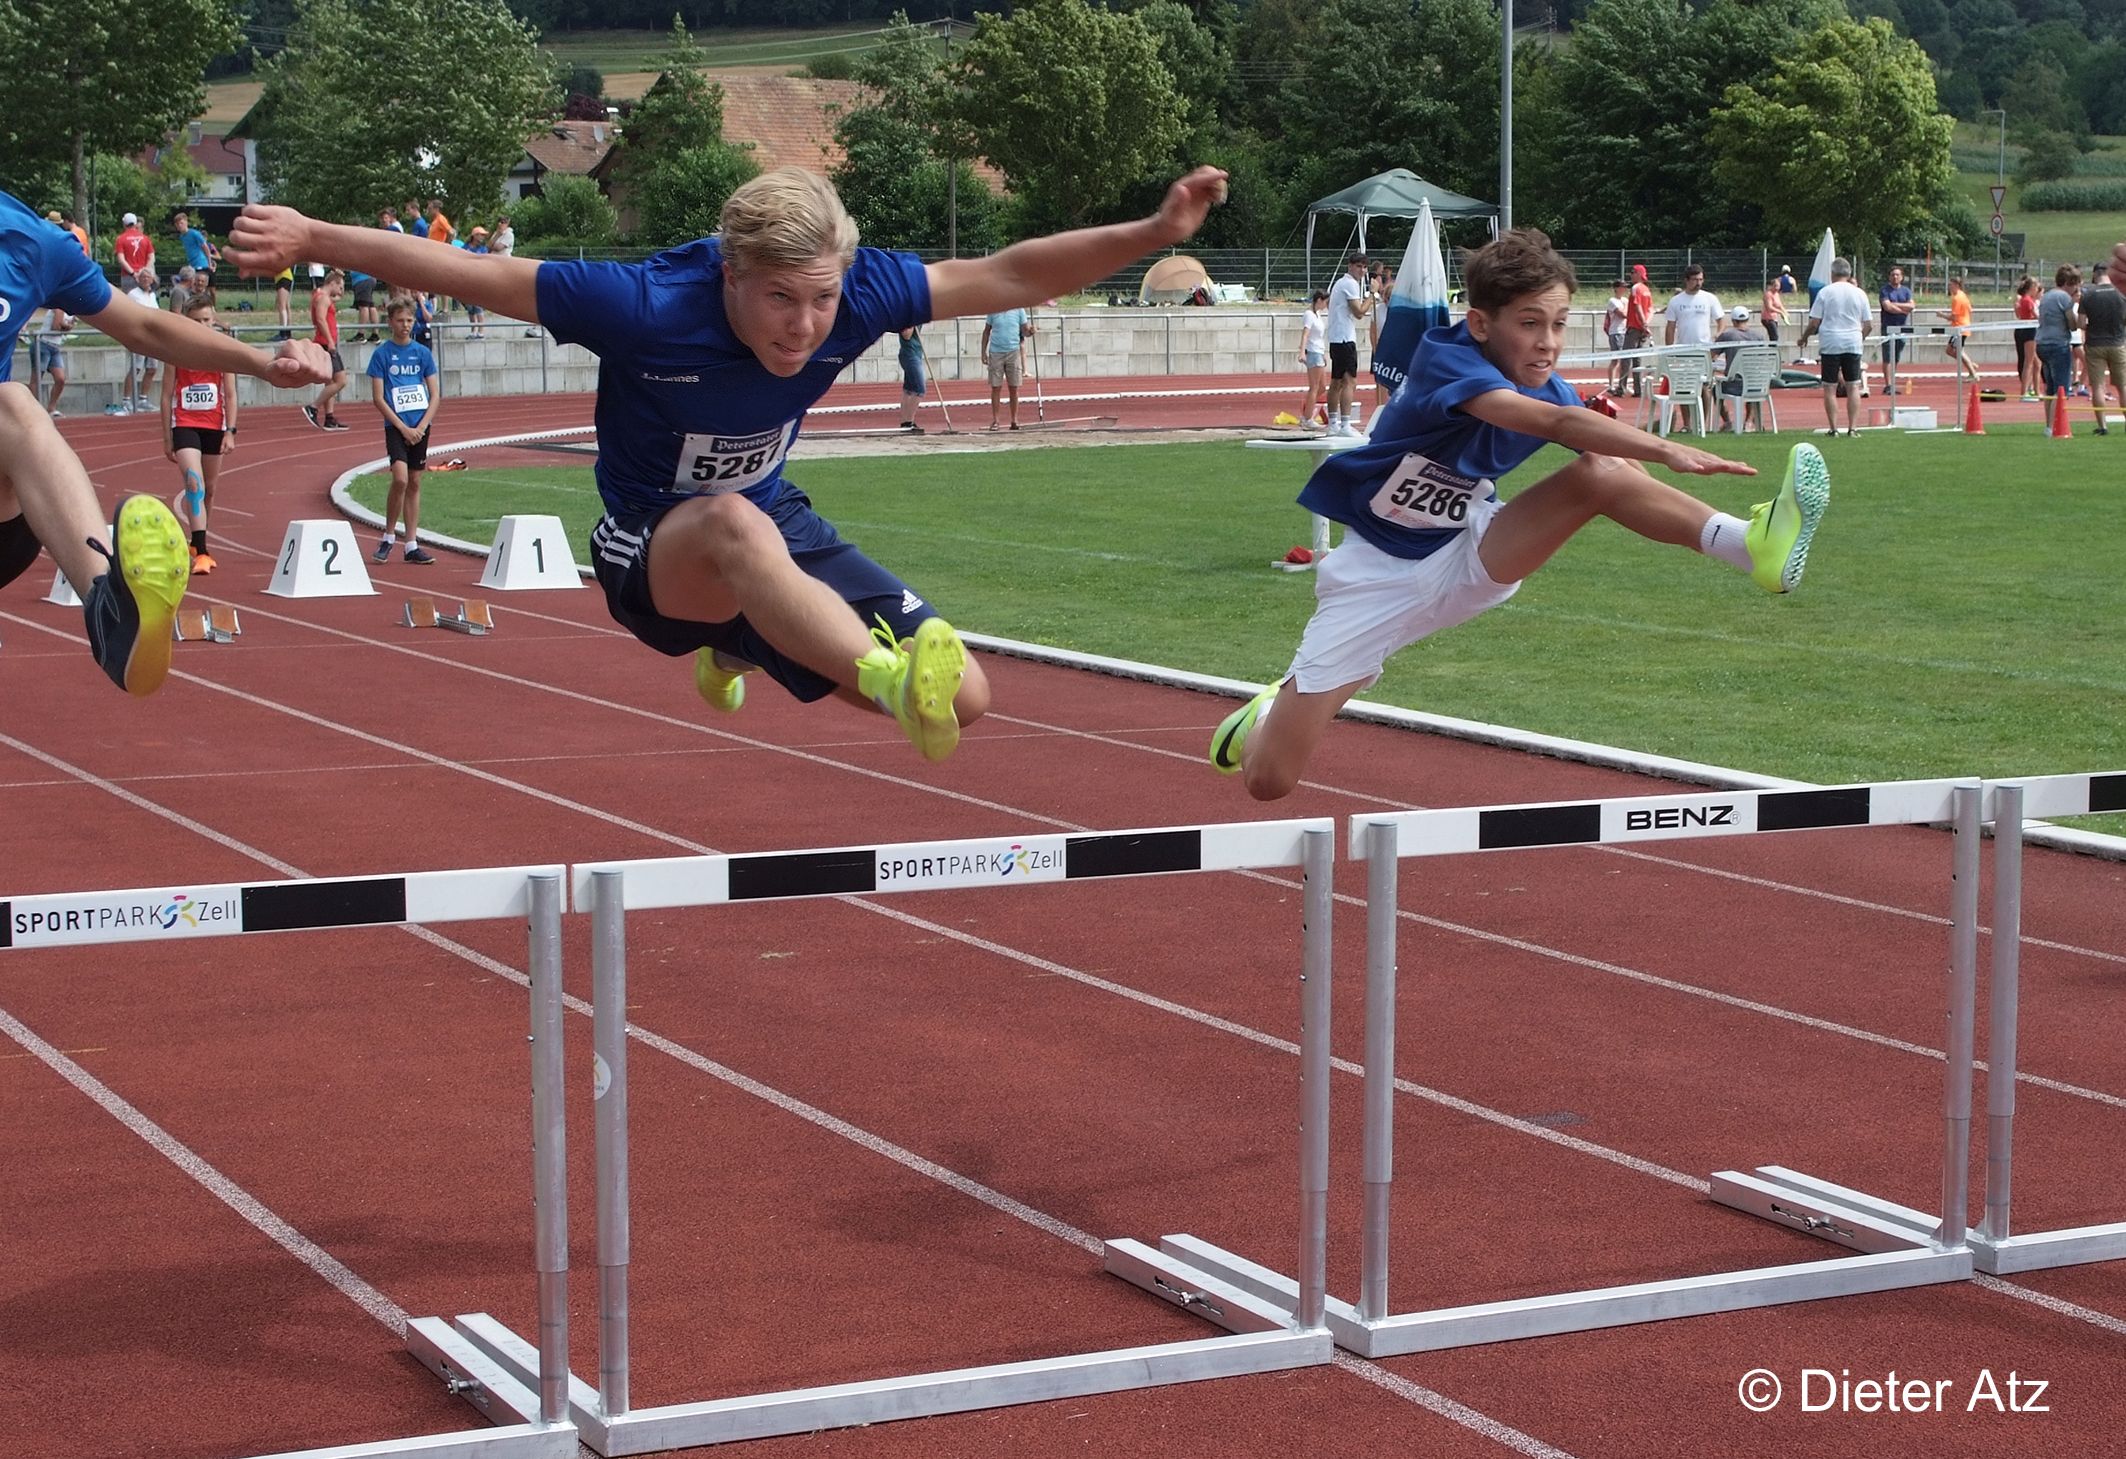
[
  {"xmin": 303, "ymin": 268, "xmax": 350, "ymax": 430},
  {"xmin": 161, "ymin": 293, "xmax": 239, "ymax": 574},
  {"xmin": 2013, "ymin": 276, "xmax": 2042, "ymax": 399}
]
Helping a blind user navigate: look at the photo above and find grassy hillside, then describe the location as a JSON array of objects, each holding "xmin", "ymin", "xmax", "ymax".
[{"xmin": 1952, "ymin": 120, "xmax": 2126, "ymax": 274}]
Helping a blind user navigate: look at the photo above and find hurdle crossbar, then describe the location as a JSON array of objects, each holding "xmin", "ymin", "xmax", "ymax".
[
  {"xmin": 1184, "ymin": 779, "xmax": 1982, "ymax": 1358},
  {"xmin": 447, "ymin": 821, "xmax": 1335, "ymax": 1453},
  {"xmin": 1972, "ymin": 772, "xmax": 2126, "ymax": 1275},
  {"xmin": 0, "ymin": 866, "xmax": 576, "ymax": 1459}
]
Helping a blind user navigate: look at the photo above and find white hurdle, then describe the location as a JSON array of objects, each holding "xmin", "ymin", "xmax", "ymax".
[
  {"xmin": 1183, "ymin": 779, "xmax": 1984, "ymax": 1357},
  {"xmin": 1971, "ymin": 772, "xmax": 2126, "ymax": 1275},
  {"xmin": 434, "ymin": 820, "xmax": 1336, "ymax": 1454},
  {"xmin": 0, "ymin": 866, "xmax": 575, "ymax": 1459}
]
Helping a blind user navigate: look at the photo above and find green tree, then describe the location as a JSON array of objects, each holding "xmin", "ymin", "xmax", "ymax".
[
  {"xmin": 2015, "ymin": 128, "xmax": 2080, "ymax": 184},
  {"xmin": 831, "ymin": 106, "xmax": 1002, "ymax": 251},
  {"xmin": 950, "ymin": 0, "xmax": 1188, "ymax": 231},
  {"xmin": 255, "ymin": 0, "xmax": 553, "ymax": 224},
  {"xmin": 628, "ymin": 141, "xmax": 761, "ymax": 249},
  {"xmin": 607, "ymin": 13, "xmax": 758, "ymax": 245},
  {"xmin": 512, "ymin": 173, "xmax": 617, "ymax": 248},
  {"xmin": 0, "ymin": 0, "xmax": 241, "ymax": 228},
  {"xmin": 1999, "ymin": 54, "xmax": 2087, "ymax": 139},
  {"xmin": 1707, "ymin": 17, "xmax": 1955, "ymax": 257}
]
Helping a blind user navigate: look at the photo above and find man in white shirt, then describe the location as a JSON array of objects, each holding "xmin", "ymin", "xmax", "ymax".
[
  {"xmin": 1324, "ymin": 252, "xmax": 1373, "ymax": 434},
  {"xmin": 121, "ymin": 269, "xmax": 160, "ymax": 412},
  {"xmin": 1662, "ymin": 264, "xmax": 1723, "ymax": 346},
  {"xmin": 1795, "ymin": 256, "xmax": 1873, "ymax": 436}
]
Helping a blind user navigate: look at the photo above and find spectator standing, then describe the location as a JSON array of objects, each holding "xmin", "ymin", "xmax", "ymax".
[
  {"xmin": 169, "ymin": 266, "xmax": 199, "ymax": 319},
  {"xmin": 350, "ymin": 267, "xmax": 380, "ymax": 342},
  {"xmin": 1877, "ymin": 264, "xmax": 1913, "ymax": 396},
  {"xmin": 2013, "ymin": 276, "xmax": 2041, "ymax": 399},
  {"xmin": 379, "ymin": 207, "xmax": 404, "ymax": 234},
  {"xmin": 301, "ymin": 269, "xmax": 351, "ymax": 430},
  {"xmin": 122, "ymin": 268, "xmax": 160, "ymax": 411},
  {"xmin": 1795, "ymin": 256, "xmax": 1871, "ymax": 436},
  {"xmin": 366, "ymin": 297, "xmax": 441, "ymax": 564},
  {"xmin": 1662, "ymin": 263, "xmax": 1723, "ymax": 347},
  {"xmin": 425, "ymin": 201, "xmax": 455, "ymax": 248},
  {"xmin": 172, "ymin": 209, "xmax": 220, "ymax": 283},
  {"xmin": 403, "ymin": 201, "xmax": 428, "ymax": 239},
  {"xmin": 2077, "ymin": 263, "xmax": 2123, "ymax": 434},
  {"xmin": 160, "ymin": 291, "xmax": 238, "ymax": 575},
  {"xmin": 1761, "ymin": 274, "xmax": 1787, "ymax": 357},
  {"xmin": 1622, "ymin": 262, "xmax": 1655, "ymax": 395},
  {"xmin": 2034, "ymin": 266, "xmax": 2080, "ymax": 400},
  {"xmin": 1291, "ymin": 289, "xmax": 1329, "ymax": 426},
  {"xmin": 1324, "ymin": 252, "xmax": 1372, "ymax": 434},
  {"xmin": 463, "ymin": 227, "xmax": 490, "ymax": 338},
  {"xmin": 980, "ymin": 304, "xmax": 1031, "ymax": 430},
  {"xmin": 1602, "ymin": 279, "xmax": 1629, "ymax": 392},
  {"xmin": 30, "ymin": 305, "xmax": 71, "ymax": 416},
  {"xmin": 1937, "ymin": 274, "xmax": 1979, "ymax": 390},
  {"xmin": 272, "ymin": 267, "xmax": 295, "ymax": 339},
  {"xmin": 1777, "ymin": 264, "xmax": 1796, "ymax": 297},
  {"xmin": 59, "ymin": 208, "xmax": 90, "ymax": 257},
  {"xmin": 113, "ymin": 213, "xmax": 155, "ymax": 278},
  {"xmin": 488, "ymin": 215, "xmax": 514, "ymax": 257},
  {"xmin": 897, "ymin": 325, "xmax": 926, "ymax": 432}
]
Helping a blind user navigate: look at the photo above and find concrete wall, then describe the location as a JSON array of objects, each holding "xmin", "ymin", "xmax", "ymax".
[{"xmin": 14, "ymin": 305, "xmax": 2027, "ymax": 415}]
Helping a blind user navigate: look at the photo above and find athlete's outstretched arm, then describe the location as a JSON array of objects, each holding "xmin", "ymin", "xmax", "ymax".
[
  {"xmin": 925, "ymin": 167, "xmax": 1227, "ymax": 321},
  {"xmin": 82, "ymin": 292, "xmax": 330, "ymax": 387},
  {"xmin": 228, "ymin": 206, "xmax": 543, "ymax": 324}
]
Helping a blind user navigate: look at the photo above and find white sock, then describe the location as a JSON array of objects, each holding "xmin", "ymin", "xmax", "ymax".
[{"xmin": 1699, "ymin": 512, "xmax": 1753, "ymax": 571}]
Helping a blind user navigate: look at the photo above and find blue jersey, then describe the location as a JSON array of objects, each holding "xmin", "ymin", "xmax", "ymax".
[
  {"xmin": 1297, "ymin": 320, "xmax": 1582, "ymax": 560},
  {"xmin": 1, "ymin": 190, "xmax": 110, "ymax": 383},
  {"xmin": 367, "ymin": 339, "xmax": 437, "ymax": 428},
  {"xmin": 535, "ymin": 239, "xmax": 930, "ymax": 517},
  {"xmin": 179, "ymin": 229, "xmax": 215, "ymax": 271}
]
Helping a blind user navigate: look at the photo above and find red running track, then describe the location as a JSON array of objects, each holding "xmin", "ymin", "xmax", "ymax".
[{"xmin": 1, "ymin": 393, "xmax": 2122, "ymax": 1459}]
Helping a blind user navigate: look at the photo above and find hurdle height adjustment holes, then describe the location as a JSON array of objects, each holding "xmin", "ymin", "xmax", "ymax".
[{"xmin": 1151, "ymin": 1275, "xmax": 1226, "ymax": 1319}]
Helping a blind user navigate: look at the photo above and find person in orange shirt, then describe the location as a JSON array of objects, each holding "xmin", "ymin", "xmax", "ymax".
[
  {"xmin": 1936, "ymin": 274, "xmax": 1978, "ymax": 388},
  {"xmin": 59, "ymin": 208, "xmax": 90, "ymax": 257},
  {"xmin": 1622, "ymin": 262, "xmax": 1656, "ymax": 395},
  {"xmin": 161, "ymin": 293, "xmax": 239, "ymax": 574},
  {"xmin": 425, "ymin": 200, "xmax": 455, "ymax": 246}
]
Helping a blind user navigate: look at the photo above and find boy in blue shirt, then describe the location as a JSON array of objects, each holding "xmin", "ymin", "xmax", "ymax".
[
  {"xmin": 1211, "ymin": 229, "xmax": 1831, "ymax": 800},
  {"xmin": 231, "ymin": 164, "xmax": 1230, "ymax": 763},
  {"xmin": 366, "ymin": 297, "xmax": 441, "ymax": 564},
  {"xmin": 1, "ymin": 189, "xmax": 328, "ymax": 695}
]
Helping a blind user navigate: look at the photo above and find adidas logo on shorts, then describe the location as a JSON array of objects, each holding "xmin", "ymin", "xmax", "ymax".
[{"xmin": 901, "ymin": 589, "xmax": 924, "ymax": 615}]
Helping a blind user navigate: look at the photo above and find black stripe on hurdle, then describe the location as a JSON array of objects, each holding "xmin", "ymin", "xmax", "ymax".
[
  {"xmin": 1066, "ymin": 830, "xmax": 1202, "ymax": 879},
  {"xmin": 2092, "ymin": 774, "xmax": 2126, "ymax": 813},
  {"xmin": 241, "ymin": 878, "xmax": 406, "ymax": 933},
  {"xmin": 1757, "ymin": 787, "xmax": 1872, "ymax": 833},
  {"xmin": 0, "ymin": 904, "xmax": 11, "ymax": 949},
  {"xmin": 727, "ymin": 849, "xmax": 876, "ymax": 901},
  {"xmin": 1478, "ymin": 803, "xmax": 1601, "ymax": 850}
]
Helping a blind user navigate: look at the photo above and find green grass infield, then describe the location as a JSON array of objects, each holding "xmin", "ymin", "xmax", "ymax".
[{"xmin": 349, "ymin": 427, "xmax": 2123, "ymax": 835}]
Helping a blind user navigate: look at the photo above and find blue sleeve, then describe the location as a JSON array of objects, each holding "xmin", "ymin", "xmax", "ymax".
[
  {"xmin": 418, "ymin": 345, "xmax": 438, "ymax": 381},
  {"xmin": 841, "ymin": 248, "xmax": 932, "ymax": 338},
  {"xmin": 365, "ymin": 350, "xmax": 387, "ymax": 381},
  {"xmin": 536, "ymin": 259, "xmax": 646, "ymax": 355},
  {"xmin": 45, "ymin": 230, "xmax": 111, "ymax": 318},
  {"xmin": 1407, "ymin": 344, "xmax": 1515, "ymax": 426}
]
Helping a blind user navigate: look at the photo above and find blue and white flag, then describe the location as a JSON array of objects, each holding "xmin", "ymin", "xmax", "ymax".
[
  {"xmin": 1807, "ymin": 228, "xmax": 1836, "ymax": 305},
  {"xmin": 1371, "ymin": 197, "xmax": 1450, "ymax": 397}
]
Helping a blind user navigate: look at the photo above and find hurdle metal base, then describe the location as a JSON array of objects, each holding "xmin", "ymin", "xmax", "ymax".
[
  {"xmin": 1972, "ymin": 1223, "xmax": 2126, "ymax": 1274},
  {"xmin": 1711, "ymin": 1164, "xmax": 1947, "ymax": 1251},
  {"xmin": 442, "ymin": 1274, "xmax": 1330, "ymax": 1456}
]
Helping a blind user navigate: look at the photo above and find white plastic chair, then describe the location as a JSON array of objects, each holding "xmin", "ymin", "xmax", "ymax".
[
  {"xmin": 1635, "ymin": 346, "xmax": 1711, "ymax": 437},
  {"xmin": 1719, "ymin": 342, "xmax": 1781, "ymax": 434}
]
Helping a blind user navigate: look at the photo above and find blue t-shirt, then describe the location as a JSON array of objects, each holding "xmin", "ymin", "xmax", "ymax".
[
  {"xmin": 409, "ymin": 216, "xmax": 429, "ymax": 239},
  {"xmin": 367, "ymin": 338, "xmax": 437, "ymax": 428},
  {"xmin": 1297, "ymin": 320, "xmax": 1582, "ymax": 560},
  {"xmin": 179, "ymin": 229, "xmax": 215, "ymax": 271},
  {"xmin": 1879, "ymin": 284, "xmax": 1912, "ymax": 330},
  {"xmin": 0, "ymin": 190, "xmax": 111, "ymax": 383},
  {"xmin": 985, "ymin": 307, "xmax": 1028, "ymax": 354},
  {"xmin": 535, "ymin": 238, "xmax": 930, "ymax": 517}
]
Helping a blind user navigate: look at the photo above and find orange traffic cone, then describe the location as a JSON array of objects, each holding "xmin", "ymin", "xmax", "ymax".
[
  {"xmin": 1963, "ymin": 381, "xmax": 1985, "ymax": 435},
  {"xmin": 2050, "ymin": 388, "xmax": 2073, "ymax": 439}
]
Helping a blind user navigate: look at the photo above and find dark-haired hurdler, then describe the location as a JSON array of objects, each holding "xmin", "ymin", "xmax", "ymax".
[{"xmin": 1211, "ymin": 228, "xmax": 1832, "ymax": 800}]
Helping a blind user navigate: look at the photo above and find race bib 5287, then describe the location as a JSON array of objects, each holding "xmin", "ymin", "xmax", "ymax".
[{"xmin": 674, "ymin": 424, "xmax": 793, "ymax": 495}]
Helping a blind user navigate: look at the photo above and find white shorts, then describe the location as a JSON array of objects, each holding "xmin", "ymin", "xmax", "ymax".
[{"xmin": 1286, "ymin": 509, "xmax": 1518, "ymax": 694}]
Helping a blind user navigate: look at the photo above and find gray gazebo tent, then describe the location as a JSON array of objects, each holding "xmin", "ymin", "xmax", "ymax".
[{"xmin": 1305, "ymin": 168, "xmax": 1499, "ymax": 283}]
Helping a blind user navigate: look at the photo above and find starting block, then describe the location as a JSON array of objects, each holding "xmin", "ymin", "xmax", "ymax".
[
  {"xmin": 174, "ymin": 604, "xmax": 241, "ymax": 643},
  {"xmin": 402, "ymin": 596, "xmax": 494, "ymax": 635}
]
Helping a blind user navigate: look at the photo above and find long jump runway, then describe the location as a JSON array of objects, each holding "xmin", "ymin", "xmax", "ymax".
[{"xmin": 2, "ymin": 396, "xmax": 2122, "ymax": 1458}]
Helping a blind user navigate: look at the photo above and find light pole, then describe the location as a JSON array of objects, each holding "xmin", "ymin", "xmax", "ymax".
[
  {"xmin": 1500, "ymin": 0, "xmax": 1513, "ymax": 230},
  {"xmin": 1982, "ymin": 108, "xmax": 2006, "ymax": 290}
]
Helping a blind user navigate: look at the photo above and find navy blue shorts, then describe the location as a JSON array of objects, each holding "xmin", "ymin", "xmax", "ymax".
[{"xmin": 588, "ymin": 485, "xmax": 935, "ymax": 704}]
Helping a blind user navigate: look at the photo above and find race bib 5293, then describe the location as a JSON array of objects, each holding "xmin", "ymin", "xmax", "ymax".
[
  {"xmin": 390, "ymin": 383, "xmax": 430, "ymax": 417},
  {"xmin": 674, "ymin": 424, "xmax": 793, "ymax": 495},
  {"xmin": 1367, "ymin": 452, "xmax": 1491, "ymax": 529}
]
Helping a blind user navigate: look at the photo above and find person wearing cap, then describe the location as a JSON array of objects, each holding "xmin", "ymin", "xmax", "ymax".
[
  {"xmin": 1324, "ymin": 251, "xmax": 1373, "ymax": 435},
  {"xmin": 1623, "ymin": 262, "xmax": 1655, "ymax": 395},
  {"xmin": 1713, "ymin": 304, "xmax": 1767, "ymax": 432},
  {"xmin": 1777, "ymin": 263, "xmax": 1796, "ymax": 295},
  {"xmin": 463, "ymin": 226, "xmax": 491, "ymax": 338},
  {"xmin": 114, "ymin": 212, "xmax": 154, "ymax": 278}
]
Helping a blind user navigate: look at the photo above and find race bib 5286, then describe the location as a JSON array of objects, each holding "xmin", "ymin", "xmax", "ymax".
[
  {"xmin": 1367, "ymin": 452, "xmax": 1490, "ymax": 529},
  {"xmin": 674, "ymin": 425, "xmax": 793, "ymax": 495}
]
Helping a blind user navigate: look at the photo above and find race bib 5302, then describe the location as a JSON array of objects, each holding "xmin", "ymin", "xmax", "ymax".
[
  {"xmin": 674, "ymin": 425, "xmax": 793, "ymax": 495},
  {"xmin": 180, "ymin": 382, "xmax": 219, "ymax": 413}
]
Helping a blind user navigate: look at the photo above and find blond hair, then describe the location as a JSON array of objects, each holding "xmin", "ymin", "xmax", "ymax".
[{"xmin": 719, "ymin": 167, "xmax": 859, "ymax": 274}]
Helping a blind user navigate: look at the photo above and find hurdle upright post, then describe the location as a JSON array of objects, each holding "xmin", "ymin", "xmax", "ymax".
[
  {"xmin": 1297, "ymin": 827, "xmax": 1333, "ymax": 1331},
  {"xmin": 592, "ymin": 869, "xmax": 632, "ymax": 1420},
  {"xmin": 1981, "ymin": 781, "xmax": 2025, "ymax": 1246},
  {"xmin": 1358, "ymin": 817, "xmax": 1398, "ymax": 1323},
  {"xmin": 1939, "ymin": 783, "xmax": 1982, "ymax": 1247},
  {"xmin": 528, "ymin": 873, "xmax": 570, "ymax": 1428}
]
